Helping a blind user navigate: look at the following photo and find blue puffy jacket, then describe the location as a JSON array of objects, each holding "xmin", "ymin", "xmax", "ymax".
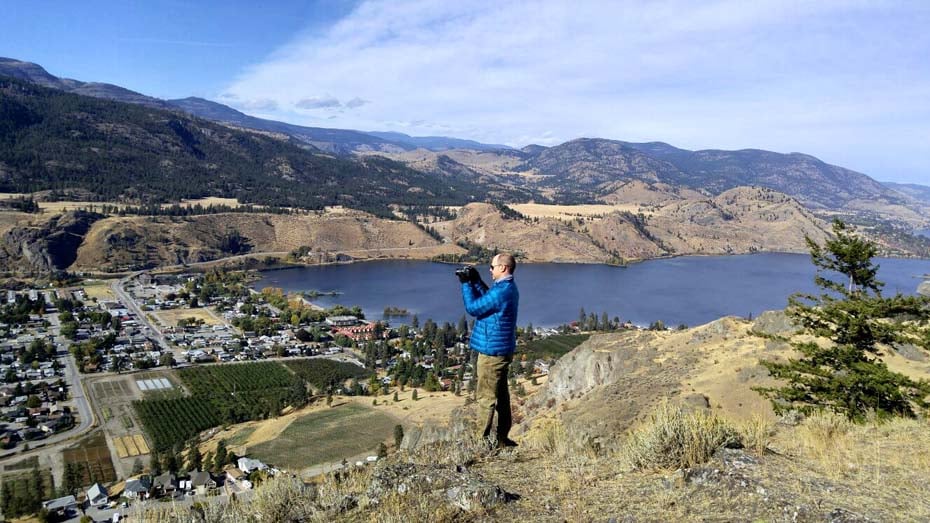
[{"xmin": 462, "ymin": 276, "xmax": 519, "ymax": 356}]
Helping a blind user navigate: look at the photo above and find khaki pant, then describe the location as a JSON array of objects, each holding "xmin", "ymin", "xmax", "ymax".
[{"xmin": 476, "ymin": 353, "xmax": 513, "ymax": 441}]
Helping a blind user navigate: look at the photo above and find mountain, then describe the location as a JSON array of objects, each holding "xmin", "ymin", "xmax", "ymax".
[
  {"xmin": 620, "ymin": 141, "xmax": 905, "ymax": 209},
  {"xmin": 365, "ymin": 131, "xmax": 511, "ymax": 152},
  {"xmin": 165, "ymin": 97, "xmax": 410, "ymax": 155},
  {"xmin": 883, "ymin": 182, "xmax": 930, "ymax": 205},
  {"xmin": 520, "ymin": 138, "xmax": 907, "ymax": 210},
  {"xmin": 0, "ymin": 58, "xmax": 507, "ymax": 155},
  {"xmin": 0, "ymin": 76, "xmax": 522, "ymax": 212},
  {"xmin": 0, "ymin": 57, "xmax": 172, "ymax": 109}
]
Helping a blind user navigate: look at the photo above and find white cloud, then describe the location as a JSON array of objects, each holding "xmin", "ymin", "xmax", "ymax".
[
  {"xmin": 345, "ymin": 97, "xmax": 370, "ymax": 109},
  {"xmin": 296, "ymin": 96, "xmax": 342, "ymax": 109},
  {"xmin": 222, "ymin": 0, "xmax": 930, "ymax": 180}
]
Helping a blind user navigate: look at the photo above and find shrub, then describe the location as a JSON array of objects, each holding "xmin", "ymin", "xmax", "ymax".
[{"xmin": 620, "ymin": 403, "xmax": 741, "ymax": 470}]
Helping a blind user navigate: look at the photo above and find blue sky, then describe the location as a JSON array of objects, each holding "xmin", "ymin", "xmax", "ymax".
[{"xmin": 2, "ymin": 1, "xmax": 929, "ymax": 184}]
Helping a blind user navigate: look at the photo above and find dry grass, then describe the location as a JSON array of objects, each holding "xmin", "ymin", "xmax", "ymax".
[
  {"xmin": 81, "ymin": 281, "xmax": 117, "ymax": 301},
  {"xmin": 735, "ymin": 414, "xmax": 776, "ymax": 455},
  {"xmin": 152, "ymin": 307, "xmax": 222, "ymax": 327},
  {"xmin": 619, "ymin": 402, "xmax": 742, "ymax": 470},
  {"xmin": 774, "ymin": 413, "xmax": 930, "ymax": 482},
  {"xmin": 509, "ymin": 203, "xmax": 641, "ymax": 219}
]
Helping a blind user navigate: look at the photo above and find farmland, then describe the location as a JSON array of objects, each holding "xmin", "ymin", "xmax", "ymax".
[
  {"xmin": 247, "ymin": 403, "xmax": 395, "ymax": 471},
  {"xmin": 62, "ymin": 432, "xmax": 117, "ymax": 486},
  {"xmin": 283, "ymin": 359, "xmax": 372, "ymax": 392},
  {"xmin": 134, "ymin": 362, "xmax": 310, "ymax": 451},
  {"xmin": 519, "ymin": 333, "xmax": 591, "ymax": 359}
]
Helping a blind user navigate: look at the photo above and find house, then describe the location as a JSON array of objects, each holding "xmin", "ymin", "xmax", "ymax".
[
  {"xmin": 153, "ymin": 472, "xmax": 176, "ymax": 496},
  {"xmin": 190, "ymin": 470, "xmax": 217, "ymax": 495},
  {"xmin": 86, "ymin": 483, "xmax": 109, "ymax": 507},
  {"xmin": 124, "ymin": 476, "xmax": 152, "ymax": 499},
  {"xmin": 223, "ymin": 466, "xmax": 252, "ymax": 491},
  {"xmin": 326, "ymin": 315, "xmax": 358, "ymax": 327},
  {"xmin": 42, "ymin": 494, "xmax": 77, "ymax": 517},
  {"xmin": 237, "ymin": 457, "xmax": 268, "ymax": 474}
]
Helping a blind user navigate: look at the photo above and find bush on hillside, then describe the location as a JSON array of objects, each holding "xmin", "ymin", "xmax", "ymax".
[{"xmin": 620, "ymin": 402, "xmax": 741, "ymax": 470}]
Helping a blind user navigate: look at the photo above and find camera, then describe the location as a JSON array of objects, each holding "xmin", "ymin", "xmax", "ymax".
[{"xmin": 455, "ymin": 266, "xmax": 472, "ymax": 279}]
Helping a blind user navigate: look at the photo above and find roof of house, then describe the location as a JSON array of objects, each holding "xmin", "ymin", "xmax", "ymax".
[
  {"xmin": 153, "ymin": 472, "xmax": 176, "ymax": 488},
  {"xmin": 43, "ymin": 495, "xmax": 77, "ymax": 511},
  {"xmin": 237, "ymin": 457, "xmax": 267, "ymax": 471},
  {"xmin": 190, "ymin": 470, "xmax": 214, "ymax": 487},
  {"xmin": 87, "ymin": 483, "xmax": 107, "ymax": 500},
  {"xmin": 125, "ymin": 476, "xmax": 152, "ymax": 493}
]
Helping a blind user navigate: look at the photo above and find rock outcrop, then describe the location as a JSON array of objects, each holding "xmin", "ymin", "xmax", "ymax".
[
  {"xmin": 0, "ymin": 211, "xmax": 103, "ymax": 275},
  {"xmin": 918, "ymin": 279, "xmax": 930, "ymax": 297}
]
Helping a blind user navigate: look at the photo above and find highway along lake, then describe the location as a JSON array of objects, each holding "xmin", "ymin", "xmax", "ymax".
[{"xmin": 253, "ymin": 253, "xmax": 930, "ymax": 328}]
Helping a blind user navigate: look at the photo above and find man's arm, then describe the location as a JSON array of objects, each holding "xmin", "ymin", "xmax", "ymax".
[{"xmin": 462, "ymin": 282, "xmax": 504, "ymax": 318}]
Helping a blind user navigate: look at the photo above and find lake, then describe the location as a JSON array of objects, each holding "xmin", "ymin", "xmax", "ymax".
[{"xmin": 253, "ymin": 253, "xmax": 930, "ymax": 328}]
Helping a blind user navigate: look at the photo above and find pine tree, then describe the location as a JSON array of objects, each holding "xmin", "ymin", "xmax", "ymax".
[
  {"xmin": 756, "ymin": 220, "xmax": 930, "ymax": 421},
  {"xmin": 393, "ymin": 424, "xmax": 404, "ymax": 448},
  {"xmin": 187, "ymin": 441, "xmax": 203, "ymax": 471},
  {"xmin": 214, "ymin": 440, "xmax": 228, "ymax": 472}
]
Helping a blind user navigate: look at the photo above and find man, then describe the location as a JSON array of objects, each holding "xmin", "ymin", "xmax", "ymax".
[{"xmin": 459, "ymin": 253, "xmax": 519, "ymax": 447}]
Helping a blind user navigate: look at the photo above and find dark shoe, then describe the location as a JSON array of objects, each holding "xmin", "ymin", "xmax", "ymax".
[{"xmin": 497, "ymin": 437, "xmax": 518, "ymax": 448}]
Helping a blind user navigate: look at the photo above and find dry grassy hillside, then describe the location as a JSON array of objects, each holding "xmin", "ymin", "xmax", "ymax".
[
  {"xmin": 71, "ymin": 210, "xmax": 446, "ymax": 272},
  {"xmin": 434, "ymin": 186, "xmax": 833, "ymax": 263},
  {"xmin": 140, "ymin": 314, "xmax": 930, "ymax": 522}
]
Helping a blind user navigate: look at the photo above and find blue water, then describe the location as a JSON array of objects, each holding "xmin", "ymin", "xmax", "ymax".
[{"xmin": 253, "ymin": 254, "xmax": 930, "ymax": 328}]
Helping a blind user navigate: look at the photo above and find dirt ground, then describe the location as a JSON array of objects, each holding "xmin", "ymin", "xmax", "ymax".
[
  {"xmin": 81, "ymin": 281, "xmax": 117, "ymax": 301},
  {"xmin": 509, "ymin": 203, "xmax": 643, "ymax": 218},
  {"xmin": 152, "ymin": 308, "xmax": 222, "ymax": 327}
]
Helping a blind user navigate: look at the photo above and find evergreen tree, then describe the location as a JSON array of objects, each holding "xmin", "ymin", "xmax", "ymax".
[
  {"xmin": 756, "ymin": 220, "xmax": 930, "ymax": 421},
  {"xmin": 214, "ymin": 440, "xmax": 228, "ymax": 472},
  {"xmin": 149, "ymin": 449, "xmax": 162, "ymax": 475},
  {"xmin": 377, "ymin": 442, "xmax": 388, "ymax": 459},
  {"xmin": 187, "ymin": 441, "xmax": 203, "ymax": 471},
  {"xmin": 393, "ymin": 424, "xmax": 404, "ymax": 448}
]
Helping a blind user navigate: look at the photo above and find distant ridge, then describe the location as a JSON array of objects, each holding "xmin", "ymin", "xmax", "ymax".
[
  {"xmin": 365, "ymin": 131, "xmax": 511, "ymax": 152},
  {"xmin": 0, "ymin": 57, "xmax": 509, "ymax": 155},
  {"xmin": 883, "ymin": 182, "xmax": 930, "ymax": 205}
]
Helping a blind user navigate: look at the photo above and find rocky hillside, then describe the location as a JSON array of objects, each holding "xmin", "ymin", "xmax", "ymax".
[
  {"xmin": 69, "ymin": 210, "xmax": 449, "ymax": 273},
  {"xmin": 0, "ymin": 211, "xmax": 103, "ymax": 274},
  {"xmin": 139, "ymin": 313, "xmax": 930, "ymax": 522},
  {"xmin": 435, "ymin": 186, "xmax": 832, "ymax": 263}
]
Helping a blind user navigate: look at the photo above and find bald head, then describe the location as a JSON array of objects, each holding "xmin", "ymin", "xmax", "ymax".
[{"xmin": 493, "ymin": 253, "xmax": 516, "ymax": 274}]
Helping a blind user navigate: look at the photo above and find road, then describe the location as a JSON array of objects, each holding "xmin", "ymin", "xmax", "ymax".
[{"xmin": 110, "ymin": 274, "xmax": 170, "ymax": 351}]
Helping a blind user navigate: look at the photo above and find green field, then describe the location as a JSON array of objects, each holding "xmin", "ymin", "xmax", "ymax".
[
  {"xmin": 134, "ymin": 362, "xmax": 309, "ymax": 451},
  {"xmin": 248, "ymin": 403, "xmax": 396, "ymax": 471},
  {"xmin": 519, "ymin": 333, "xmax": 591, "ymax": 360},
  {"xmin": 283, "ymin": 359, "xmax": 372, "ymax": 392}
]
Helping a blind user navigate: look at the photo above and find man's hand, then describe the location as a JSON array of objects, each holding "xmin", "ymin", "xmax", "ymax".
[
  {"xmin": 468, "ymin": 266, "xmax": 489, "ymax": 291},
  {"xmin": 456, "ymin": 268, "xmax": 472, "ymax": 283}
]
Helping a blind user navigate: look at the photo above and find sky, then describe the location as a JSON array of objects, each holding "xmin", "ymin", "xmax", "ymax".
[{"xmin": 2, "ymin": 0, "xmax": 929, "ymax": 184}]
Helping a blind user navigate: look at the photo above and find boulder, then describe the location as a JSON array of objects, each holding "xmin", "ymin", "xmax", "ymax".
[
  {"xmin": 751, "ymin": 310, "xmax": 797, "ymax": 336},
  {"xmin": 366, "ymin": 462, "xmax": 513, "ymax": 512},
  {"xmin": 918, "ymin": 280, "xmax": 930, "ymax": 298}
]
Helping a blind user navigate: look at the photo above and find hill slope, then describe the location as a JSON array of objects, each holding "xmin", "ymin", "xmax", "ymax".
[{"xmin": 0, "ymin": 76, "xmax": 518, "ymax": 211}]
